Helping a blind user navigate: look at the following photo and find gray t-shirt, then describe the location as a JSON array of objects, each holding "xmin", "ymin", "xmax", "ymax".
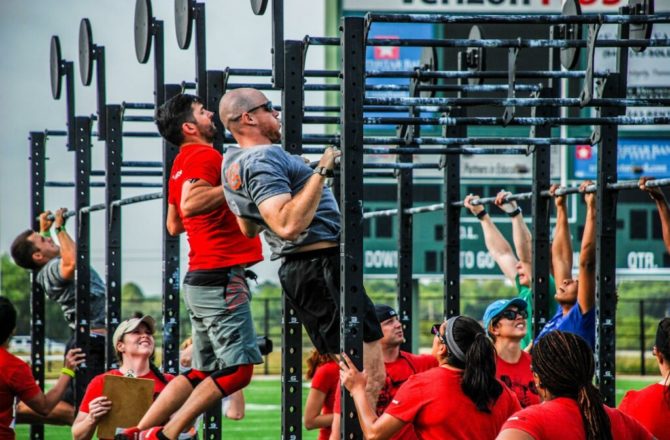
[
  {"xmin": 222, "ymin": 145, "xmax": 340, "ymax": 258},
  {"xmin": 35, "ymin": 257, "xmax": 106, "ymax": 330}
]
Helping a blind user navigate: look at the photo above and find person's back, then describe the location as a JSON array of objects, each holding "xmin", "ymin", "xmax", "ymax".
[
  {"xmin": 387, "ymin": 366, "xmax": 519, "ymax": 440},
  {"xmin": 502, "ymin": 397, "xmax": 651, "ymax": 440},
  {"xmin": 0, "ymin": 346, "xmax": 41, "ymax": 438},
  {"xmin": 619, "ymin": 384, "xmax": 669, "ymax": 440}
]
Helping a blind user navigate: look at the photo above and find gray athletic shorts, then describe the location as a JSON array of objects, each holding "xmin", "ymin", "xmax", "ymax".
[{"xmin": 182, "ymin": 267, "xmax": 262, "ymax": 371}]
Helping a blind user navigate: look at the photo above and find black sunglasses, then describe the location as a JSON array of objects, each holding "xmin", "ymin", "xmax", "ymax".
[
  {"xmin": 499, "ymin": 309, "xmax": 528, "ymax": 320},
  {"xmin": 431, "ymin": 323, "xmax": 447, "ymax": 345},
  {"xmin": 230, "ymin": 100, "xmax": 274, "ymax": 121}
]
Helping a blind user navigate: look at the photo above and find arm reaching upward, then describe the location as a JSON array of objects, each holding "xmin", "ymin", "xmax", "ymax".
[
  {"xmin": 550, "ymin": 184, "xmax": 573, "ymax": 284},
  {"xmin": 494, "ymin": 191, "xmax": 532, "ymax": 265},
  {"xmin": 577, "ymin": 181, "xmax": 596, "ymax": 313},
  {"xmin": 464, "ymin": 194, "xmax": 519, "ymax": 282},
  {"xmin": 639, "ymin": 176, "xmax": 670, "ymax": 254}
]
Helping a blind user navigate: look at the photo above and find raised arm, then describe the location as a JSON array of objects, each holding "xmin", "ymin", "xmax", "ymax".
[
  {"xmin": 50, "ymin": 209, "xmax": 76, "ymax": 280},
  {"xmin": 550, "ymin": 184, "xmax": 573, "ymax": 284},
  {"xmin": 464, "ymin": 194, "xmax": 519, "ymax": 282},
  {"xmin": 494, "ymin": 191, "xmax": 532, "ymax": 265},
  {"xmin": 577, "ymin": 180, "xmax": 596, "ymax": 313},
  {"xmin": 639, "ymin": 176, "xmax": 670, "ymax": 254},
  {"xmin": 257, "ymin": 147, "xmax": 340, "ymax": 241},
  {"xmin": 180, "ymin": 178, "xmax": 226, "ymax": 218}
]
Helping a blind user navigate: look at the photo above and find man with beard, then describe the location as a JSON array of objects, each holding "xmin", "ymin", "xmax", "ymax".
[
  {"xmin": 218, "ymin": 88, "xmax": 386, "ymax": 406},
  {"xmin": 122, "ymin": 94, "xmax": 263, "ymax": 440}
]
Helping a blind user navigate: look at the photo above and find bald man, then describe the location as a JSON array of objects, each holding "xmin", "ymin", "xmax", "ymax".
[{"xmin": 219, "ymin": 88, "xmax": 385, "ymax": 405}]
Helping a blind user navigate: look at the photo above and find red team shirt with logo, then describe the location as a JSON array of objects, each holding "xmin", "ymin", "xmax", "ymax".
[
  {"xmin": 385, "ymin": 367, "xmax": 521, "ymax": 440},
  {"xmin": 502, "ymin": 396, "xmax": 652, "ymax": 440},
  {"xmin": 496, "ymin": 351, "xmax": 540, "ymax": 408},
  {"xmin": 168, "ymin": 144, "xmax": 262, "ymax": 270},
  {"xmin": 310, "ymin": 361, "xmax": 340, "ymax": 440},
  {"xmin": 618, "ymin": 383, "xmax": 670, "ymax": 440},
  {"xmin": 0, "ymin": 347, "xmax": 41, "ymax": 439}
]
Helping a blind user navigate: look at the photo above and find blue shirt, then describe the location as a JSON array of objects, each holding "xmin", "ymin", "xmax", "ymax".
[
  {"xmin": 222, "ymin": 145, "xmax": 340, "ymax": 258},
  {"xmin": 535, "ymin": 303, "xmax": 596, "ymax": 349}
]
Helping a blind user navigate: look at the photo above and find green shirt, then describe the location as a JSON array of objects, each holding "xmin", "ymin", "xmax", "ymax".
[{"xmin": 516, "ymin": 274, "xmax": 557, "ymax": 349}]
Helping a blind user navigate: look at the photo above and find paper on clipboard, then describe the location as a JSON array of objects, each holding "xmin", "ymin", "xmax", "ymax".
[{"xmin": 97, "ymin": 375, "xmax": 154, "ymax": 439}]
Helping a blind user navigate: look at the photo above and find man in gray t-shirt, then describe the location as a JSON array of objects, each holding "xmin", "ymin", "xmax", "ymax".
[
  {"xmin": 219, "ymin": 88, "xmax": 386, "ymax": 406},
  {"xmin": 10, "ymin": 208, "xmax": 106, "ymax": 424}
]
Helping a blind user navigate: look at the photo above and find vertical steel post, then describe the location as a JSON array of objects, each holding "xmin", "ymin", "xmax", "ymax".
[
  {"xmin": 65, "ymin": 62, "xmax": 76, "ymax": 151},
  {"xmin": 195, "ymin": 3, "xmax": 208, "ymax": 100},
  {"xmin": 443, "ymin": 52, "xmax": 467, "ymax": 319},
  {"xmin": 161, "ymin": 84, "xmax": 182, "ymax": 376},
  {"xmin": 397, "ymin": 88, "xmax": 417, "ymax": 351},
  {"xmin": 271, "ymin": 0, "xmax": 284, "ymax": 88},
  {"xmin": 206, "ymin": 70, "xmax": 225, "ymax": 153},
  {"xmin": 74, "ymin": 116, "xmax": 93, "ymax": 406},
  {"xmin": 340, "ymin": 16, "xmax": 365, "ymax": 440},
  {"xmin": 281, "ymin": 40, "xmax": 304, "ymax": 440},
  {"xmin": 105, "ymin": 105, "xmax": 123, "ymax": 369},
  {"xmin": 94, "ymin": 45, "xmax": 107, "ymax": 141},
  {"xmin": 153, "ymin": 20, "xmax": 166, "ymax": 109},
  {"xmin": 29, "ymin": 132, "xmax": 46, "ymax": 440}
]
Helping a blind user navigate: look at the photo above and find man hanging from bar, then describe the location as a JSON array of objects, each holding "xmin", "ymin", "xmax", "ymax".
[
  {"xmin": 120, "ymin": 93, "xmax": 264, "ymax": 440},
  {"xmin": 10, "ymin": 208, "xmax": 107, "ymax": 425},
  {"xmin": 218, "ymin": 88, "xmax": 386, "ymax": 407},
  {"xmin": 639, "ymin": 176, "xmax": 670, "ymax": 254},
  {"xmin": 463, "ymin": 191, "xmax": 557, "ymax": 349}
]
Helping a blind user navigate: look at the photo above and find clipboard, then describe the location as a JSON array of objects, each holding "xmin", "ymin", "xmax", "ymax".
[{"xmin": 97, "ymin": 375, "xmax": 154, "ymax": 439}]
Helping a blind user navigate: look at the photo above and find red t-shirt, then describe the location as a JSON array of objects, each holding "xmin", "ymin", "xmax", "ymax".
[
  {"xmin": 496, "ymin": 351, "xmax": 540, "ymax": 408},
  {"xmin": 502, "ymin": 396, "xmax": 653, "ymax": 440},
  {"xmin": 79, "ymin": 369, "xmax": 175, "ymax": 414},
  {"xmin": 0, "ymin": 347, "xmax": 41, "ymax": 439},
  {"xmin": 168, "ymin": 144, "xmax": 262, "ymax": 271},
  {"xmin": 619, "ymin": 383, "xmax": 670, "ymax": 440},
  {"xmin": 310, "ymin": 361, "xmax": 340, "ymax": 440},
  {"xmin": 386, "ymin": 367, "xmax": 521, "ymax": 440}
]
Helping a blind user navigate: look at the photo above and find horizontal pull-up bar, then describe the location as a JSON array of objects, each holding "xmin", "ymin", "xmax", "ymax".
[{"xmin": 41, "ymin": 191, "xmax": 163, "ymax": 220}]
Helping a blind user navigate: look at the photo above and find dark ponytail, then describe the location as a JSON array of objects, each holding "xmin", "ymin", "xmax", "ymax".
[
  {"xmin": 532, "ymin": 331, "xmax": 611, "ymax": 440},
  {"xmin": 149, "ymin": 361, "xmax": 169, "ymax": 385},
  {"xmin": 446, "ymin": 316, "xmax": 502, "ymax": 413}
]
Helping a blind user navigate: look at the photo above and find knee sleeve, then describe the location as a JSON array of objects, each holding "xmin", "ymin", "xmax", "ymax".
[
  {"xmin": 210, "ymin": 364, "xmax": 254, "ymax": 396},
  {"xmin": 182, "ymin": 368, "xmax": 211, "ymax": 388}
]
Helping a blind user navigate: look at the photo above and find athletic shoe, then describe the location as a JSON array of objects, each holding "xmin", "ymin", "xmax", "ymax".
[{"xmin": 115, "ymin": 426, "xmax": 140, "ymax": 440}]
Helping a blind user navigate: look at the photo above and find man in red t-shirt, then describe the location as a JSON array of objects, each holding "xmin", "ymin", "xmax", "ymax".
[
  {"xmin": 330, "ymin": 305, "xmax": 437, "ymax": 440},
  {"xmin": 122, "ymin": 94, "xmax": 264, "ymax": 440}
]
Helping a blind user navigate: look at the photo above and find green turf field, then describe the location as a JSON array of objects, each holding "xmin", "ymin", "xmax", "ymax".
[{"xmin": 13, "ymin": 375, "xmax": 659, "ymax": 439}]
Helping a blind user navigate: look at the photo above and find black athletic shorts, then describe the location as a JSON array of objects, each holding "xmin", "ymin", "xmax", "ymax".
[
  {"xmin": 278, "ymin": 246, "xmax": 383, "ymax": 354},
  {"xmin": 62, "ymin": 332, "xmax": 106, "ymax": 406}
]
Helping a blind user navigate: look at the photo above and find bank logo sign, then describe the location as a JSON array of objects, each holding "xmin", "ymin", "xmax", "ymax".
[{"xmin": 343, "ymin": 0, "xmax": 627, "ymax": 13}]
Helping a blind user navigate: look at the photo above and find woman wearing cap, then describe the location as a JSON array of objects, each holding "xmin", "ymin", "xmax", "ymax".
[
  {"xmin": 619, "ymin": 317, "xmax": 670, "ymax": 440},
  {"xmin": 72, "ymin": 316, "xmax": 174, "ymax": 440},
  {"xmin": 483, "ymin": 298, "xmax": 540, "ymax": 408},
  {"xmin": 340, "ymin": 315, "xmax": 520, "ymax": 440},
  {"xmin": 496, "ymin": 331, "xmax": 652, "ymax": 440}
]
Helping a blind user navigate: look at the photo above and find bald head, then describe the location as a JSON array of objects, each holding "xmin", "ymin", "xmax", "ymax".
[{"xmin": 218, "ymin": 88, "xmax": 267, "ymax": 130}]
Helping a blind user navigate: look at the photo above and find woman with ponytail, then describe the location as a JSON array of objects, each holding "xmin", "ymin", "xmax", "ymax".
[
  {"xmin": 72, "ymin": 316, "xmax": 175, "ymax": 440},
  {"xmin": 497, "ymin": 331, "xmax": 651, "ymax": 440},
  {"xmin": 303, "ymin": 349, "xmax": 338, "ymax": 439},
  {"xmin": 619, "ymin": 317, "xmax": 670, "ymax": 440},
  {"xmin": 340, "ymin": 315, "xmax": 520, "ymax": 440}
]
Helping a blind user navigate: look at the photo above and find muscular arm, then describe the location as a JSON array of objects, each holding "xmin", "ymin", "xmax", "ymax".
[
  {"xmin": 304, "ymin": 389, "xmax": 333, "ymax": 430},
  {"xmin": 166, "ymin": 204, "xmax": 185, "ymax": 236},
  {"xmin": 552, "ymin": 196, "xmax": 573, "ymax": 284},
  {"xmin": 257, "ymin": 174, "xmax": 327, "ymax": 241},
  {"xmin": 56, "ymin": 230, "xmax": 76, "ymax": 281},
  {"xmin": 578, "ymin": 190, "xmax": 597, "ymax": 314},
  {"xmin": 180, "ymin": 179, "xmax": 226, "ymax": 218},
  {"xmin": 479, "ymin": 216, "xmax": 520, "ymax": 282},
  {"xmin": 511, "ymin": 215, "xmax": 533, "ymax": 265},
  {"xmin": 236, "ymin": 216, "xmax": 263, "ymax": 238}
]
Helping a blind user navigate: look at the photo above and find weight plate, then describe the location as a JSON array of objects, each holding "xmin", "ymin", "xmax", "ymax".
[
  {"xmin": 560, "ymin": 0, "xmax": 582, "ymax": 70},
  {"xmin": 134, "ymin": 0, "xmax": 153, "ymax": 64},
  {"xmin": 250, "ymin": 0, "xmax": 269, "ymax": 16},
  {"xmin": 628, "ymin": 0, "xmax": 654, "ymax": 52},
  {"xmin": 467, "ymin": 25, "xmax": 486, "ymax": 86},
  {"xmin": 175, "ymin": 0, "xmax": 193, "ymax": 50},
  {"xmin": 79, "ymin": 18, "xmax": 94, "ymax": 86},
  {"xmin": 50, "ymin": 36, "xmax": 63, "ymax": 100},
  {"xmin": 418, "ymin": 46, "xmax": 438, "ymax": 98}
]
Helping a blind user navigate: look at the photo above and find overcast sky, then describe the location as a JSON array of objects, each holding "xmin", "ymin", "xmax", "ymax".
[{"xmin": 0, "ymin": 0, "xmax": 326, "ymax": 295}]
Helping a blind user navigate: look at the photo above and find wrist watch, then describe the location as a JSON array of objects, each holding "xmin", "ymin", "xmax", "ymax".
[{"xmin": 313, "ymin": 166, "xmax": 334, "ymax": 178}]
